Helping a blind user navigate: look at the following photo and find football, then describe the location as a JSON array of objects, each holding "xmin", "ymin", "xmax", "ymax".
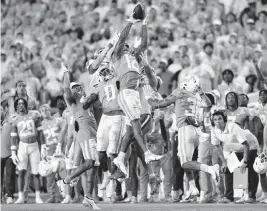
[{"xmin": 133, "ymin": 4, "xmax": 145, "ymax": 20}]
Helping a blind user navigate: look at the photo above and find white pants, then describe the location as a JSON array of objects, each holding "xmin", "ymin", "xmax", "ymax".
[
  {"xmin": 178, "ymin": 125, "xmax": 209, "ymax": 165},
  {"xmin": 97, "ymin": 114, "xmax": 126, "ymax": 155},
  {"xmin": 17, "ymin": 141, "xmax": 40, "ymax": 174}
]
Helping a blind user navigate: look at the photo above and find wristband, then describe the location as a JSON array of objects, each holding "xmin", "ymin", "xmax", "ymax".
[{"xmin": 11, "ymin": 145, "xmax": 17, "ymax": 151}]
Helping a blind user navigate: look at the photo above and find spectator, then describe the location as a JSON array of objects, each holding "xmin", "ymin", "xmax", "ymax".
[{"xmin": 217, "ymin": 69, "xmax": 243, "ymax": 106}]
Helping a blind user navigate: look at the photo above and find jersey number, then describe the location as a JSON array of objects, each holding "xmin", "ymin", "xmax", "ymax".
[
  {"xmin": 104, "ymin": 85, "xmax": 116, "ymax": 102},
  {"xmin": 43, "ymin": 127, "xmax": 58, "ymax": 145},
  {"xmin": 17, "ymin": 120, "xmax": 35, "ymax": 137},
  {"xmin": 125, "ymin": 54, "xmax": 139, "ymax": 71}
]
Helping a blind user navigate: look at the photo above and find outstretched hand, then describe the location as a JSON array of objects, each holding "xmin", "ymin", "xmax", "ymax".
[
  {"xmin": 127, "ymin": 12, "xmax": 141, "ymax": 24},
  {"xmin": 110, "ymin": 31, "xmax": 120, "ymax": 46}
]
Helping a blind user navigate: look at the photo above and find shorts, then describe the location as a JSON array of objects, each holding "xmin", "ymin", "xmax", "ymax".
[
  {"xmin": 17, "ymin": 141, "xmax": 40, "ymax": 174},
  {"xmin": 118, "ymin": 89, "xmax": 141, "ymax": 122},
  {"xmin": 177, "ymin": 125, "xmax": 209, "ymax": 165},
  {"xmin": 97, "ymin": 114, "xmax": 126, "ymax": 155}
]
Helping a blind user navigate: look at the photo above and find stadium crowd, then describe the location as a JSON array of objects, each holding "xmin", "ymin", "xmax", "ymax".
[{"xmin": 1, "ymin": 0, "xmax": 267, "ymax": 208}]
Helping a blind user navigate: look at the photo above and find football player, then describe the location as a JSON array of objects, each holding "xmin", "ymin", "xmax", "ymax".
[
  {"xmin": 82, "ymin": 64, "xmax": 126, "ymax": 201},
  {"xmin": 62, "ymin": 64, "xmax": 100, "ymax": 210},
  {"xmin": 110, "ymin": 13, "xmax": 162, "ymax": 176},
  {"xmin": 148, "ymin": 75, "xmax": 220, "ymax": 201},
  {"xmin": 10, "ymin": 98, "xmax": 44, "ymax": 204},
  {"xmin": 39, "ymin": 104, "xmax": 67, "ymax": 203}
]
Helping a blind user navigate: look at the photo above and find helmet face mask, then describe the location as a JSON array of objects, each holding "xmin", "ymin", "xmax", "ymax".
[
  {"xmin": 93, "ymin": 48, "xmax": 104, "ymax": 59},
  {"xmin": 99, "ymin": 67, "xmax": 114, "ymax": 82}
]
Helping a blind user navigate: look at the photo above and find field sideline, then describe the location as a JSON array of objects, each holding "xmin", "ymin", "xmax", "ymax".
[{"xmin": 1, "ymin": 203, "xmax": 267, "ymax": 211}]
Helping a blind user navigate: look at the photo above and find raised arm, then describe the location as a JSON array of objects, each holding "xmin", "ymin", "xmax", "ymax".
[
  {"xmin": 136, "ymin": 18, "xmax": 148, "ymax": 53},
  {"xmin": 87, "ymin": 35, "xmax": 118, "ymax": 75},
  {"xmin": 62, "ymin": 64, "xmax": 76, "ymax": 106},
  {"xmin": 112, "ymin": 15, "xmax": 140, "ymax": 60},
  {"xmin": 140, "ymin": 51, "xmax": 158, "ymax": 90}
]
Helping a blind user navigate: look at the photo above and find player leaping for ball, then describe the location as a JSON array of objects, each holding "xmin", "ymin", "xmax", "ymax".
[
  {"xmin": 148, "ymin": 75, "xmax": 220, "ymax": 202},
  {"xmin": 62, "ymin": 63, "xmax": 100, "ymax": 210},
  {"xmin": 109, "ymin": 7, "xmax": 163, "ymax": 174}
]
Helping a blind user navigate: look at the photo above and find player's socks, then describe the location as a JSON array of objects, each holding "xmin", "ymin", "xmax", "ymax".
[{"xmin": 100, "ymin": 171, "xmax": 111, "ymax": 189}]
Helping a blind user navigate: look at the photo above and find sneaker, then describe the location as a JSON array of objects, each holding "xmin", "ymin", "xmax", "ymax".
[
  {"xmin": 130, "ymin": 196, "xmax": 138, "ymax": 204},
  {"xmin": 61, "ymin": 196, "xmax": 71, "ymax": 204},
  {"xmin": 6, "ymin": 197, "xmax": 14, "ymax": 204},
  {"xmin": 144, "ymin": 151, "xmax": 163, "ymax": 163},
  {"xmin": 199, "ymin": 194, "xmax": 214, "ymax": 203},
  {"xmin": 172, "ymin": 190, "xmax": 183, "ymax": 202},
  {"xmin": 14, "ymin": 197, "xmax": 25, "ymax": 204},
  {"xmin": 216, "ymin": 197, "xmax": 232, "ymax": 204},
  {"xmin": 257, "ymin": 195, "xmax": 267, "ymax": 202},
  {"xmin": 180, "ymin": 186, "xmax": 199, "ymax": 203},
  {"xmin": 122, "ymin": 196, "xmax": 131, "ymax": 203},
  {"xmin": 83, "ymin": 196, "xmax": 100, "ymax": 210},
  {"xmin": 113, "ymin": 157, "xmax": 128, "ymax": 176},
  {"xmin": 35, "ymin": 197, "xmax": 44, "ymax": 204},
  {"xmin": 261, "ymin": 198, "xmax": 267, "ymax": 203}
]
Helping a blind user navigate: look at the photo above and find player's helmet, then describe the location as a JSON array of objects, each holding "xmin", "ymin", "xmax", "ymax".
[
  {"xmin": 93, "ymin": 48, "xmax": 104, "ymax": 60},
  {"xmin": 180, "ymin": 75, "xmax": 200, "ymax": 93},
  {"xmin": 39, "ymin": 159, "xmax": 53, "ymax": 177},
  {"xmin": 253, "ymin": 150, "xmax": 267, "ymax": 174},
  {"xmin": 51, "ymin": 154, "xmax": 67, "ymax": 178},
  {"xmin": 99, "ymin": 65, "xmax": 114, "ymax": 82}
]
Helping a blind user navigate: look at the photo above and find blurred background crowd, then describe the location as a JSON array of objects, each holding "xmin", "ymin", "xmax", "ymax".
[{"xmin": 1, "ymin": 0, "xmax": 267, "ymax": 111}]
